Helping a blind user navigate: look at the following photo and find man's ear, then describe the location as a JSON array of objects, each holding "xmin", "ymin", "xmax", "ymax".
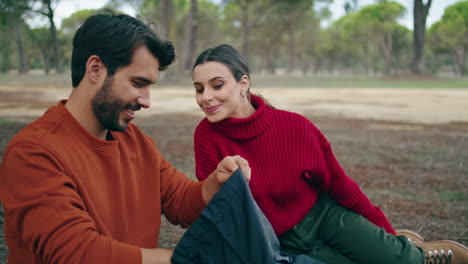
[{"xmin": 86, "ymin": 55, "xmax": 105, "ymax": 84}]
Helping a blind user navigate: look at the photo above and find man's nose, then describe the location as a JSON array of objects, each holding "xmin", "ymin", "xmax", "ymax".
[{"xmin": 137, "ymin": 88, "xmax": 151, "ymax": 109}]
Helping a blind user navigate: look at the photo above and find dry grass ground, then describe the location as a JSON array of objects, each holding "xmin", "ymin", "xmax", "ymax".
[{"xmin": 0, "ymin": 75, "xmax": 467, "ymax": 261}]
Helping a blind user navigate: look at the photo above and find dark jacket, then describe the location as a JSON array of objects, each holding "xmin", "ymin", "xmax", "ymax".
[{"xmin": 171, "ymin": 168, "xmax": 323, "ymax": 264}]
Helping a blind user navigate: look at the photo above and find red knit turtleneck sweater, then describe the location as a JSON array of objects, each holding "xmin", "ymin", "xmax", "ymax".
[{"xmin": 194, "ymin": 95, "xmax": 395, "ymax": 236}]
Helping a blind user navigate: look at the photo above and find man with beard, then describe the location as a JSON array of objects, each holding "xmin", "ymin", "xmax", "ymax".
[{"xmin": 0, "ymin": 10, "xmax": 251, "ymax": 264}]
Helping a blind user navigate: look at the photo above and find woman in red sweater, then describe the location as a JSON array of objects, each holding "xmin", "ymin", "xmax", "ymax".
[{"xmin": 190, "ymin": 44, "xmax": 468, "ymax": 264}]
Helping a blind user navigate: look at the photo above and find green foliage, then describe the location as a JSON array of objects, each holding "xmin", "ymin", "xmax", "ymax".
[
  {"xmin": 435, "ymin": 190, "xmax": 467, "ymax": 201},
  {"xmin": 61, "ymin": 9, "xmax": 97, "ymax": 33},
  {"xmin": 220, "ymin": 0, "xmax": 319, "ymax": 72},
  {"xmin": 429, "ymin": 1, "xmax": 468, "ymax": 47},
  {"xmin": 194, "ymin": 0, "xmax": 224, "ymax": 54},
  {"xmin": 354, "ymin": 1, "xmax": 406, "ymax": 41},
  {"xmin": 359, "ymin": 1, "xmax": 405, "ymax": 23},
  {"xmin": 0, "ymin": 0, "xmax": 32, "ymax": 72},
  {"xmin": 251, "ymin": 74, "xmax": 468, "ymax": 89},
  {"xmin": 0, "ymin": 0, "xmax": 30, "ymax": 26},
  {"xmin": 1, "ymin": 0, "xmax": 465, "ymax": 76},
  {"xmin": 392, "ymin": 23, "xmax": 412, "ymax": 67},
  {"xmin": 322, "ymin": 1, "xmax": 407, "ymax": 74},
  {"xmin": 28, "ymin": 27, "xmax": 51, "ymax": 69},
  {"xmin": 442, "ymin": 1, "xmax": 468, "ymax": 27},
  {"xmin": 0, "ymin": 25, "xmax": 13, "ymax": 72},
  {"xmin": 428, "ymin": 1, "xmax": 468, "ymax": 75}
]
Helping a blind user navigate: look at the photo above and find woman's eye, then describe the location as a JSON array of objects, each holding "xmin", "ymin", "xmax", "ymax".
[
  {"xmin": 213, "ymin": 83, "xmax": 223, "ymax": 89},
  {"xmin": 195, "ymin": 88, "xmax": 204, "ymax": 93}
]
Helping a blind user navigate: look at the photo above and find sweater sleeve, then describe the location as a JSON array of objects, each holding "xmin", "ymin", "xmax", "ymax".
[
  {"xmin": 0, "ymin": 142, "xmax": 141, "ymax": 264},
  {"xmin": 314, "ymin": 129, "xmax": 396, "ymax": 235},
  {"xmin": 158, "ymin": 155, "xmax": 206, "ymax": 228},
  {"xmin": 193, "ymin": 121, "xmax": 223, "ymax": 181}
]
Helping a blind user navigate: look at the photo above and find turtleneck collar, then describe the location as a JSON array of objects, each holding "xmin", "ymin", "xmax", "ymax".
[{"xmin": 211, "ymin": 94, "xmax": 274, "ymax": 140}]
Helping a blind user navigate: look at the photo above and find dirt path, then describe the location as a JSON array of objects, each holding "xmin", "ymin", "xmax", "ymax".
[{"xmin": 1, "ymin": 86, "xmax": 467, "ymax": 125}]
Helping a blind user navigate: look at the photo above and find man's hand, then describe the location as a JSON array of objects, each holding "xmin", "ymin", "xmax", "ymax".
[{"xmin": 202, "ymin": 155, "xmax": 251, "ymax": 204}]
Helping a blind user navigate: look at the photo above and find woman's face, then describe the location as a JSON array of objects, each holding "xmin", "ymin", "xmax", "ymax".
[{"xmin": 193, "ymin": 61, "xmax": 250, "ymax": 122}]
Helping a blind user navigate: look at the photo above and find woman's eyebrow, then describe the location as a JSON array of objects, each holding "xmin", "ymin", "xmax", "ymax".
[{"xmin": 193, "ymin": 76, "xmax": 223, "ymax": 86}]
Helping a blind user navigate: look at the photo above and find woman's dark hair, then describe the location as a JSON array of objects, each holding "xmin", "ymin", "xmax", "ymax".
[
  {"xmin": 193, "ymin": 44, "xmax": 250, "ymax": 83},
  {"xmin": 192, "ymin": 44, "xmax": 275, "ymax": 109},
  {"xmin": 193, "ymin": 44, "xmax": 275, "ymax": 108},
  {"xmin": 71, "ymin": 9, "xmax": 176, "ymax": 87}
]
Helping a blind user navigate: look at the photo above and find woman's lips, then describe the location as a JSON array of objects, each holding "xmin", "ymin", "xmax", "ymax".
[{"xmin": 205, "ymin": 104, "xmax": 221, "ymax": 113}]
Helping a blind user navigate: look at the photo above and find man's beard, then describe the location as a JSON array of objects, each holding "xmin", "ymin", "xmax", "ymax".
[{"xmin": 91, "ymin": 76, "xmax": 140, "ymax": 132}]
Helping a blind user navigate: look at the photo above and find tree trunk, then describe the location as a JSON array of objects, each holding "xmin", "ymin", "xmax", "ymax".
[
  {"xmin": 14, "ymin": 22, "xmax": 28, "ymax": 73},
  {"xmin": 0, "ymin": 46, "xmax": 12, "ymax": 73},
  {"xmin": 183, "ymin": 0, "xmax": 197, "ymax": 72},
  {"xmin": 453, "ymin": 47, "xmax": 466, "ymax": 76},
  {"xmin": 267, "ymin": 58, "xmax": 276, "ymax": 74},
  {"xmin": 301, "ymin": 60, "xmax": 309, "ymax": 75},
  {"xmin": 411, "ymin": 0, "xmax": 432, "ymax": 74},
  {"xmin": 42, "ymin": 52, "xmax": 50, "ymax": 74},
  {"xmin": 313, "ymin": 59, "xmax": 320, "ymax": 75},
  {"xmin": 264, "ymin": 51, "xmax": 275, "ymax": 75},
  {"xmin": 286, "ymin": 21, "xmax": 296, "ymax": 73},
  {"xmin": 161, "ymin": 0, "xmax": 172, "ymax": 39},
  {"xmin": 362, "ymin": 45, "xmax": 370, "ymax": 75},
  {"xmin": 240, "ymin": 0, "xmax": 250, "ymax": 60},
  {"xmin": 44, "ymin": 0, "xmax": 63, "ymax": 73},
  {"xmin": 326, "ymin": 59, "xmax": 333, "ymax": 73},
  {"xmin": 381, "ymin": 32, "xmax": 393, "ymax": 76}
]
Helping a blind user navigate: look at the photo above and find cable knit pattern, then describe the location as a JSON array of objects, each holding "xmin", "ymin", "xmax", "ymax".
[{"xmin": 194, "ymin": 94, "xmax": 395, "ymax": 236}]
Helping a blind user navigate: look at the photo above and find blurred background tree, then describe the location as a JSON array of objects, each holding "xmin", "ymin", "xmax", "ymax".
[
  {"xmin": 412, "ymin": 0, "xmax": 432, "ymax": 74},
  {"xmin": 428, "ymin": 1, "xmax": 468, "ymax": 76},
  {"xmin": 0, "ymin": 0, "xmax": 466, "ymax": 77}
]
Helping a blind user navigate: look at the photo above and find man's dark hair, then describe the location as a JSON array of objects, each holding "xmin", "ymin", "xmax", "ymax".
[{"xmin": 71, "ymin": 9, "xmax": 176, "ymax": 87}]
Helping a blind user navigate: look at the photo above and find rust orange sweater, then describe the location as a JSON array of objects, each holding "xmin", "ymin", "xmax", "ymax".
[{"xmin": 0, "ymin": 101, "xmax": 206, "ymax": 264}]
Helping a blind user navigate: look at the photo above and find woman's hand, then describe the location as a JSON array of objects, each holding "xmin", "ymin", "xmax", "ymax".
[
  {"xmin": 140, "ymin": 248, "xmax": 173, "ymax": 264},
  {"xmin": 202, "ymin": 155, "xmax": 251, "ymax": 204}
]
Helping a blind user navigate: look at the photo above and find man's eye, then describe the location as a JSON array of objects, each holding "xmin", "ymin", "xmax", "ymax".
[{"xmin": 133, "ymin": 81, "xmax": 144, "ymax": 87}]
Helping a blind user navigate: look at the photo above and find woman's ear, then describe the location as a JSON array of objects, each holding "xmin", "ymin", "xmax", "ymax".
[
  {"xmin": 86, "ymin": 55, "xmax": 105, "ymax": 84},
  {"xmin": 240, "ymin": 75, "xmax": 250, "ymax": 93}
]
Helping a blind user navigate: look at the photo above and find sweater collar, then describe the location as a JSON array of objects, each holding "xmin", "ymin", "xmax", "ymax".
[
  {"xmin": 53, "ymin": 100, "xmax": 120, "ymax": 151},
  {"xmin": 212, "ymin": 94, "xmax": 273, "ymax": 140}
]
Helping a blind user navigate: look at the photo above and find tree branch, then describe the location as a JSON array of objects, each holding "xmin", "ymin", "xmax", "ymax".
[{"xmin": 423, "ymin": 0, "xmax": 432, "ymax": 17}]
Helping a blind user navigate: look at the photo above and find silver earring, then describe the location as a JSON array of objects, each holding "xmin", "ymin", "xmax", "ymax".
[{"xmin": 241, "ymin": 91, "xmax": 246, "ymax": 97}]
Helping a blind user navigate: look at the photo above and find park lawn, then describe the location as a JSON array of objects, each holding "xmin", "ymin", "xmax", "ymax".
[
  {"xmin": 0, "ymin": 72, "xmax": 467, "ymax": 89},
  {"xmin": 0, "ymin": 74, "xmax": 466, "ymax": 260},
  {"xmin": 251, "ymin": 74, "xmax": 468, "ymax": 89}
]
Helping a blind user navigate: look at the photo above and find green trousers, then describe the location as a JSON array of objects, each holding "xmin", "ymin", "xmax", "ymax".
[{"xmin": 278, "ymin": 194, "xmax": 424, "ymax": 264}]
